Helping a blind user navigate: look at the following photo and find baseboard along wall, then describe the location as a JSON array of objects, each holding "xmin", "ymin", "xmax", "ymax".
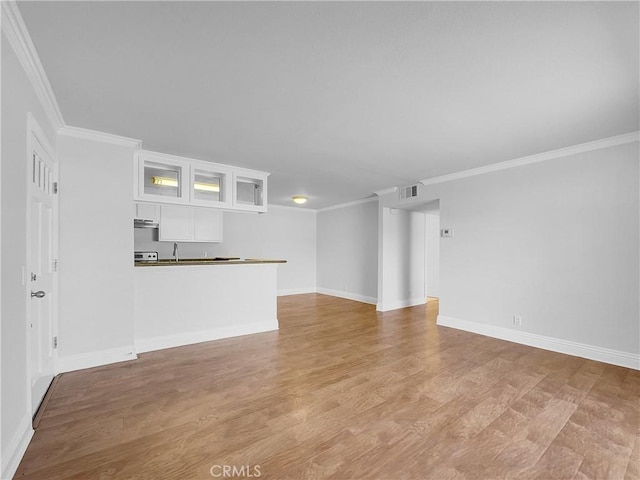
[{"xmin": 437, "ymin": 315, "xmax": 640, "ymax": 370}]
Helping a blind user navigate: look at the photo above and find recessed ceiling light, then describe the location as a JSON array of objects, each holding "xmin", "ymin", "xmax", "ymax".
[{"xmin": 292, "ymin": 195, "xmax": 308, "ymax": 205}]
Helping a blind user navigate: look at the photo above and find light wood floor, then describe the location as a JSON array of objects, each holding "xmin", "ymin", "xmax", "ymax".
[{"xmin": 15, "ymin": 294, "xmax": 639, "ymax": 479}]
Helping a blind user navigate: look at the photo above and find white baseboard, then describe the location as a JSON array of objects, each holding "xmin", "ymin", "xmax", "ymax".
[
  {"xmin": 135, "ymin": 320, "xmax": 279, "ymax": 354},
  {"xmin": 316, "ymin": 287, "xmax": 377, "ymax": 305},
  {"xmin": 56, "ymin": 346, "xmax": 138, "ymax": 374},
  {"xmin": 278, "ymin": 287, "xmax": 317, "ymax": 296},
  {"xmin": 437, "ymin": 315, "xmax": 640, "ymax": 370},
  {"xmin": 1, "ymin": 413, "xmax": 33, "ymax": 480},
  {"xmin": 376, "ymin": 297, "xmax": 426, "ymax": 312},
  {"xmin": 426, "ymin": 289, "xmax": 439, "ymax": 298}
]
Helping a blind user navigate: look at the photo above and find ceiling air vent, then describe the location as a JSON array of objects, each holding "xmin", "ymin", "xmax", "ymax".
[{"xmin": 399, "ymin": 184, "xmax": 419, "ymax": 200}]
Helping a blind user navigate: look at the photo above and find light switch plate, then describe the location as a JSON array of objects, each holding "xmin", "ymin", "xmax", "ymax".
[{"xmin": 440, "ymin": 228, "xmax": 454, "ymax": 238}]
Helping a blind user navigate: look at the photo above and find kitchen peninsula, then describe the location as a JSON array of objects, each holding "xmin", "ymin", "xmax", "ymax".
[{"xmin": 134, "ymin": 259, "xmax": 286, "ymax": 353}]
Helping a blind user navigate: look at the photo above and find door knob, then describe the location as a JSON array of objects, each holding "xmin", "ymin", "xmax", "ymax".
[{"xmin": 31, "ymin": 290, "xmax": 46, "ymax": 299}]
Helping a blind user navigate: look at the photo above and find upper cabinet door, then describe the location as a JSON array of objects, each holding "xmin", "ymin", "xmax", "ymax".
[
  {"xmin": 190, "ymin": 164, "xmax": 232, "ymax": 208},
  {"xmin": 233, "ymin": 170, "xmax": 268, "ymax": 213},
  {"xmin": 193, "ymin": 208, "xmax": 223, "ymax": 242},
  {"xmin": 136, "ymin": 152, "xmax": 190, "ymax": 204},
  {"xmin": 159, "ymin": 205, "xmax": 194, "ymax": 242}
]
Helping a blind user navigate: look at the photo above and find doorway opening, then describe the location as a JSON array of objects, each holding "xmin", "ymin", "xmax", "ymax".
[{"xmin": 377, "ymin": 199, "xmax": 440, "ymax": 311}]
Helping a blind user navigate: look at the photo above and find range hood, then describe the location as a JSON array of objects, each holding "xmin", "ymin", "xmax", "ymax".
[{"xmin": 134, "ymin": 218, "xmax": 159, "ymax": 229}]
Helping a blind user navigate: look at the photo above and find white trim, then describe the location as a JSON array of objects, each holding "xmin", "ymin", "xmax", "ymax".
[
  {"xmin": 317, "ymin": 196, "xmax": 378, "ymax": 213},
  {"xmin": 316, "ymin": 287, "xmax": 377, "ymax": 305},
  {"xmin": 374, "ymin": 186, "xmax": 398, "ymax": 196},
  {"xmin": 58, "ymin": 126, "xmax": 142, "ymax": 149},
  {"xmin": 420, "ymin": 131, "xmax": 640, "ymax": 186},
  {"xmin": 426, "ymin": 289, "xmax": 439, "ymax": 298},
  {"xmin": 1, "ymin": 413, "xmax": 33, "ymax": 480},
  {"xmin": 376, "ymin": 297, "xmax": 426, "ymax": 312},
  {"xmin": 56, "ymin": 346, "xmax": 137, "ymax": 374},
  {"xmin": 267, "ymin": 204, "xmax": 317, "ymax": 214},
  {"xmin": 0, "ymin": 5, "xmax": 3, "ymax": 472},
  {"xmin": 437, "ymin": 315, "xmax": 640, "ymax": 371},
  {"xmin": 27, "ymin": 114, "xmax": 56, "ymax": 163},
  {"xmin": 1, "ymin": 1, "xmax": 64, "ymax": 130},
  {"xmin": 135, "ymin": 321, "xmax": 279, "ymax": 354},
  {"xmin": 278, "ymin": 287, "xmax": 317, "ymax": 296},
  {"xmin": 271, "ymin": 195, "xmax": 380, "ymax": 214}
]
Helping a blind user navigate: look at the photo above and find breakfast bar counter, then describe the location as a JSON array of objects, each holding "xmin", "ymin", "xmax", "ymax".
[
  {"xmin": 135, "ymin": 258, "xmax": 286, "ymax": 267},
  {"xmin": 134, "ymin": 260, "xmax": 285, "ymax": 353}
]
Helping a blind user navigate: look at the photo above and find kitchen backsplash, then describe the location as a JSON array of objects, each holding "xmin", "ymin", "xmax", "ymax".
[{"xmin": 134, "ymin": 228, "xmax": 235, "ymax": 259}]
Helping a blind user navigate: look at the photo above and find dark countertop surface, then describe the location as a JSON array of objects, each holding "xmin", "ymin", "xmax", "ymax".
[{"xmin": 135, "ymin": 258, "xmax": 286, "ymax": 267}]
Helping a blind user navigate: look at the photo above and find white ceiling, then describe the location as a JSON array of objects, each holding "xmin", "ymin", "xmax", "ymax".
[{"xmin": 18, "ymin": 1, "xmax": 639, "ymax": 209}]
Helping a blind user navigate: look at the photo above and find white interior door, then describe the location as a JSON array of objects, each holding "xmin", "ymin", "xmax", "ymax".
[{"xmin": 28, "ymin": 136, "xmax": 57, "ymax": 415}]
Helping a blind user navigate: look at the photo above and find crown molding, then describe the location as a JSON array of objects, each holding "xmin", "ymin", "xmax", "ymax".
[
  {"xmin": 420, "ymin": 131, "xmax": 640, "ymax": 187},
  {"xmin": 1, "ymin": 1, "xmax": 65, "ymax": 130},
  {"xmin": 317, "ymin": 196, "xmax": 377, "ymax": 213},
  {"xmin": 373, "ymin": 186, "xmax": 398, "ymax": 196},
  {"xmin": 58, "ymin": 125, "xmax": 142, "ymax": 149},
  {"xmin": 269, "ymin": 196, "xmax": 379, "ymax": 213},
  {"xmin": 267, "ymin": 203, "xmax": 317, "ymax": 214}
]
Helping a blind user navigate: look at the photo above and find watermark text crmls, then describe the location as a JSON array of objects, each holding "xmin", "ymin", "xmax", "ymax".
[{"xmin": 210, "ymin": 464, "xmax": 262, "ymax": 478}]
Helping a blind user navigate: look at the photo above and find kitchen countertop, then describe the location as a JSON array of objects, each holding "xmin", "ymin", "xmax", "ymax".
[{"xmin": 134, "ymin": 258, "xmax": 287, "ymax": 267}]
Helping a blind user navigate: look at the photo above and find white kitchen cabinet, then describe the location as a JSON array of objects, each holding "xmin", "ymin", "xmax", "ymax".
[
  {"xmin": 194, "ymin": 208, "xmax": 223, "ymax": 241},
  {"xmin": 233, "ymin": 170, "xmax": 268, "ymax": 213},
  {"xmin": 134, "ymin": 202, "xmax": 160, "ymax": 222},
  {"xmin": 190, "ymin": 164, "xmax": 232, "ymax": 208},
  {"xmin": 159, "ymin": 205, "xmax": 193, "ymax": 241},
  {"xmin": 135, "ymin": 151, "xmax": 190, "ymax": 204},
  {"xmin": 159, "ymin": 205, "xmax": 223, "ymax": 243},
  {"xmin": 134, "ymin": 150, "xmax": 268, "ymax": 213}
]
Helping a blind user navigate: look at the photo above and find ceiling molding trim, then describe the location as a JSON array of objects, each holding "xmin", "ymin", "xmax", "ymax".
[
  {"xmin": 420, "ymin": 131, "xmax": 640, "ymax": 187},
  {"xmin": 373, "ymin": 187, "xmax": 399, "ymax": 196},
  {"xmin": 267, "ymin": 204, "xmax": 317, "ymax": 214},
  {"xmin": 317, "ymin": 196, "xmax": 378, "ymax": 213},
  {"xmin": 58, "ymin": 125, "xmax": 142, "ymax": 149},
  {"xmin": 1, "ymin": 1, "xmax": 65, "ymax": 130}
]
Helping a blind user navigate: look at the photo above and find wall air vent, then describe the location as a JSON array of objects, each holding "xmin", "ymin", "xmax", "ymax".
[{"xmin": 399, "ymin": 184, "xmax": 419, "ymax": 200}]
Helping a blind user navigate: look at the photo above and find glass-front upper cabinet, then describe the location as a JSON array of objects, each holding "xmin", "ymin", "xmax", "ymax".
[
  {"xmin": 233, "ymin": 170, "xmax": 268, "ymax": 213},
  {"xmin": 190, "ymin": 165, "xmax": 232, "ymax": 207},
  {"xmin": 135, "ymin": 150, "xmax": 268, "ymax": 212},
  {"xmin": 136, "ymin": 152, "xmax": 190, "ymax": 204}
]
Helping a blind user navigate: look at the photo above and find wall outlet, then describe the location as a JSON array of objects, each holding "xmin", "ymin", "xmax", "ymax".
[
  {"xmin": 512, "ymin": 315, "xmax": 522, "ymax": 327},
  {"xmin": 440, "ymin": 228, "xmax": 454, "ymax": 238},
  {"xmin": 203, "ymin": 251, "xmax": 208, "ymax": 258}
]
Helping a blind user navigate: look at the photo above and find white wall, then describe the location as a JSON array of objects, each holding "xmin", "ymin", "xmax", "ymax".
[
  {"xmin": 382, "ymin": 141, "xmax": 640, "ymax": 363},
  {"xmin": 134, "ymin": 264, "xmax": 279, "ymax": 353},
  {"xmin": 57, "ymin": 133, "xmax": 138, "ymax": 372},
  {"xmin": 425, "ymin": 213, "xmax": 440, "ymax": 297},
  {"xmin": 316, "ymin": 199, "xmax": 378, "ymax": 304},
  {"xmin": 1, "ymin": 28, "xmax": 58, "ymax": 479},
  {"xmin": 134, "ymin": 205, "xmax": 317, "ymax": 296},
  {"xmin": 377, "ymin": 208, "xmax": 426, "ymax": 311},
  {"xmin": 1, "ymin": 9, "xmax": 4, "ymax": 473}
]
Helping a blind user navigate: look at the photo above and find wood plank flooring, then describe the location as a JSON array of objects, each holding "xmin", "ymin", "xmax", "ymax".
[{"xmin": 15, "ymin": 294, "xmax": 639, "ymax": 479}]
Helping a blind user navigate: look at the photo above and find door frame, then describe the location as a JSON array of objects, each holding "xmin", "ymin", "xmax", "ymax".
[{"xmin": 25, "ymin": 113, "xmax": 59, "ymax": 416}]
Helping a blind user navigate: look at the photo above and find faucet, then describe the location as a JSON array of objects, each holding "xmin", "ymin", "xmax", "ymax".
[{"xmin": 173, "ymin": 242, "xmax": 179, "ymax": 262}]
